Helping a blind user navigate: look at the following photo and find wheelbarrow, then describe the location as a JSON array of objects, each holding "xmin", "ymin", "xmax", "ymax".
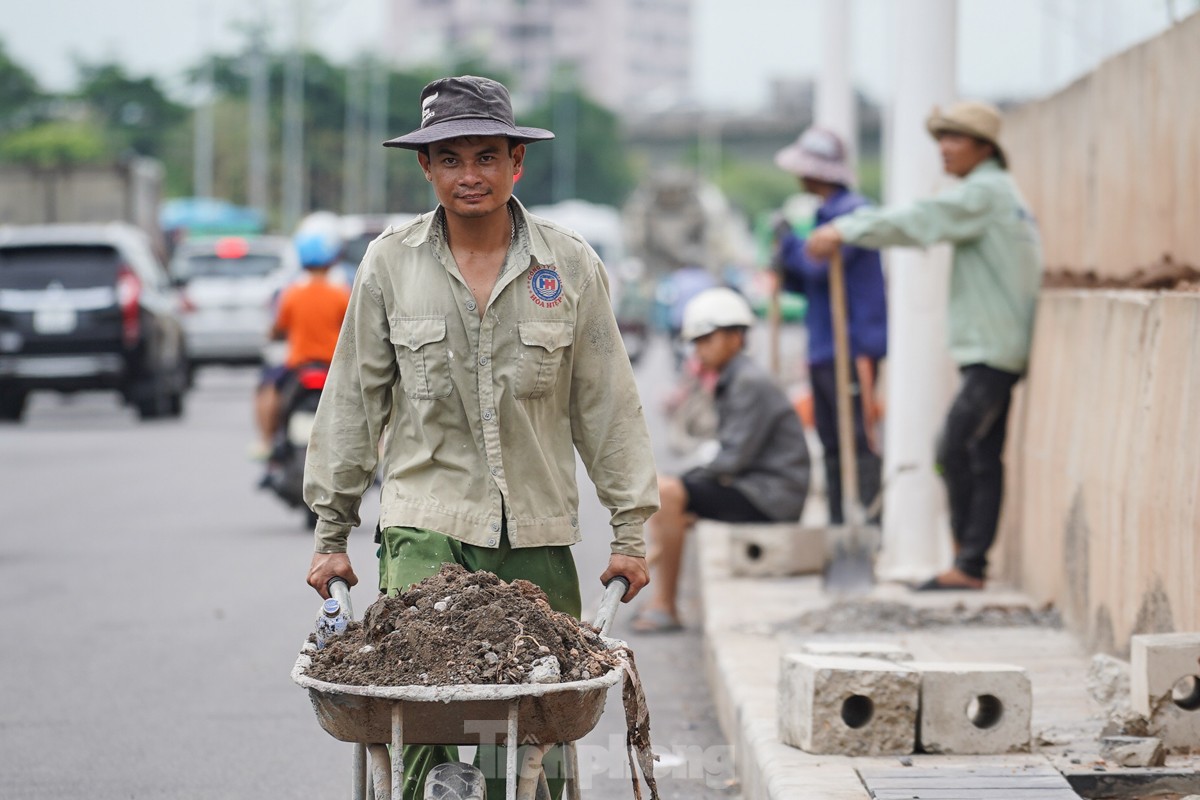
[{"xmin": 292, "ymin": 577, "xmax": 632, "ymax": 800}]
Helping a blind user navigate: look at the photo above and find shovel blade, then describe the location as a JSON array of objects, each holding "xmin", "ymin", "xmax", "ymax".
[{"xmin": 822, "ymin": 525, "xmax": 879, "ymax": 595}]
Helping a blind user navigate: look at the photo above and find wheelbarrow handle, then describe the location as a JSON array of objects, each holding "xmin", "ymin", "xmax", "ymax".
[
  {"xmin": 327, "ymin": 577, "xmax": 354, "ymax": 619},
  {"xmin": 593, "ymin": 576, "xmax": 629, "ymax": 637}
]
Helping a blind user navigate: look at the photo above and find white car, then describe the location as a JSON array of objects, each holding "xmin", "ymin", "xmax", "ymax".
[{"xmin": 170, "ymin": 235, "xmax": 300, "ymax": 366}]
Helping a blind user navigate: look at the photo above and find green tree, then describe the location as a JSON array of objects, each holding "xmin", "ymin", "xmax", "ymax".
[
  {"xmin": 73, "ymin": 60, "xmax": 187, "ymax": 158},
  {"xmin": 516, "ymin": 86, "xmax": 635, "ymax": 207},
  {"xmin": 0, "ymin": 39, "xmax": 42, "ymax": 131},
  {"xmin": 0, "ymin": 121, "xmax": 108, "ymax": 167}
]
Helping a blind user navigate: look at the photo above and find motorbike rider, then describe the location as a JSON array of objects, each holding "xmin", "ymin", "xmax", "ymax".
[{"xmin": 254, "ymin": 227, "xmax": 351, "ymax": 472}]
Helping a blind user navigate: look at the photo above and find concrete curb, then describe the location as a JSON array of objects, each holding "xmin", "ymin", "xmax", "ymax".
[{"xmin": 693, "ymin": 521, "xmax": 1108, "ymax": 799}]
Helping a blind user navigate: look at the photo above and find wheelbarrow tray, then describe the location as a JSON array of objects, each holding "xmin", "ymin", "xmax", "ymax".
[{"xmin": 291, "ymin": 639, "xmax": 627, "ymax": 746}]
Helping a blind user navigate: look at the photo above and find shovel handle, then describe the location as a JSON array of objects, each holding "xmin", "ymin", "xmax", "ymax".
[
  {"xmin": 593, "ymin": 576, "xmax": 630, "ymax": 637},
  {"xmin": 327, "ymin": 577, "xmax": 354, "ymax": 618},
  {"xmin": 829, "ymin": 248, "xmax": 863, "ymax": 525}
]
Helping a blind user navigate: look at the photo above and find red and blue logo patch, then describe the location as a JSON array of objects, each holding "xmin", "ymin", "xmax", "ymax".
[{"xmin": 528, "ymin": 266, "xmax": 564, "ymax": 308}]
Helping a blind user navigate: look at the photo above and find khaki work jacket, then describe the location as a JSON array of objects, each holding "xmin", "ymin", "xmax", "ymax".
[{"xmin": 304, "ymin": 199, "xmax": 659, "ymax": 557}]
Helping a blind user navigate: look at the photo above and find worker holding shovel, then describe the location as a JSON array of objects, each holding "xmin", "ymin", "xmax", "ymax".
[
  {"xmin": 773, "ymin": 126, "xmax": 887, "ymax": 527},
  {"xmin": 806, "ymin": 101, "xmax": 1043, "ymax": 591}
]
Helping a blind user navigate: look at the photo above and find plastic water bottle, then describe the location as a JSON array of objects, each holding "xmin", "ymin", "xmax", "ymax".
[{"xmin": 315, "ymin": 597, "xmax": 349, "ymax": 649}]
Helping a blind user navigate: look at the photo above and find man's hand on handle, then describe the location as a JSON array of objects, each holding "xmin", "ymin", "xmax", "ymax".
[
  {"xmin": 307, "ymin": 552, "xmax": 359, "ymax": 599},
  {"xmin": 805, "ymin": 224, "xmax": 843, "ymax": 261},
  {"xmin": 600, "ymin": 554, "xmax": 650, "ymax": 602}
]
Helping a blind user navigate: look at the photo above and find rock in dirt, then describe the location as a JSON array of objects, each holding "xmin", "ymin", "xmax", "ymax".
[
  {"xmin": 1100, "ymin": 735, "xmax": 1166, "ymax": 768},
  {"xmin": 304, "ymin": 564, "xmax": 623, "ymax": 687}
]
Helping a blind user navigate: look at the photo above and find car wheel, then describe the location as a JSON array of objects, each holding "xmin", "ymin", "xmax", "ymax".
[
  {"xmin": 166, "ymin": 387, "xmax": 185, "ymax": 418},
  {"xmin": 0, "ymin": 388, "xmax": 27, "ymax": 422},
  {"xmin": 134, "ymin": 373, "xmax": 173, "ymax": 420}
]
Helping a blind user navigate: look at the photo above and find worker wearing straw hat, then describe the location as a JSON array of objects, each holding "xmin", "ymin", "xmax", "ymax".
[{"xmin": 806, "ymin": 100, "xmax": 1043, "ymax": 592}]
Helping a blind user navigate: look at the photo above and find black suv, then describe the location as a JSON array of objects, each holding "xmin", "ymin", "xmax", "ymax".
[{"xmin": 0, "ymin": 223, "xmax": 189, "ymax": 421}]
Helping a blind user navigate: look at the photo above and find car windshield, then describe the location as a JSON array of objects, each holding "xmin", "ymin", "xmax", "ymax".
[
  {"xmin": 180, "ymin": 253, "xmax": 282, "ymax": 279},
  {"xmin": 0, "ymin": 245, "xmax": 121, "ymax": 290},
  {"xmin": 343, "ymin": 234, "xmax": 374, "ymax": 269}
]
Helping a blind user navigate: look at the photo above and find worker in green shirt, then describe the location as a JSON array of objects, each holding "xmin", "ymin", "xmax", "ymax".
[{"xmin": 806, "ymin": 100, "xmax": 1043, "ymax": 591}]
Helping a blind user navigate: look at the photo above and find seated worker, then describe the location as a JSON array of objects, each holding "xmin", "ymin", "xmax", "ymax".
[
  {"xmin": 632, "ymin": 287, "xmax": 811, "ymax": 633},
  {"xmin": 254, "ymin": 228, "xmax": 352, "ymax": 461}
]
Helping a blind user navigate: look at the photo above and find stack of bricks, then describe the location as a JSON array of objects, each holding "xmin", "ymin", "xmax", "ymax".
[{"xmin": 778, "ymin": 643, "xmax": 1033, "ymax": 756}]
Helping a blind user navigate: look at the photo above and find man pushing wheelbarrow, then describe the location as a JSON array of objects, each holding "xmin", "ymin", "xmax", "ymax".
[{"xmin": 301, "ymin": 74, "xmax": 660, "ymax": 800}]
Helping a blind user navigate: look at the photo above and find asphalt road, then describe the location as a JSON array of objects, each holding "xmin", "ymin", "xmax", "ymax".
[{"xmin": 0, "ymin": 337, "xmax": 738, "ymax": 799}]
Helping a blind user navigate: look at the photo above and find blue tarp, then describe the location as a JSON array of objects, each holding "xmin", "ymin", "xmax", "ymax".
[{"xmin": 160, "ymin": 197, "xmax": 266, "ymax": 236}]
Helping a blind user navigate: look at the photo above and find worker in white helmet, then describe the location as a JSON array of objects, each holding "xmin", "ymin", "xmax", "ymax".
[{"xmin": 632, "ymin": 287, "xmax": 811, "ymax": 632}]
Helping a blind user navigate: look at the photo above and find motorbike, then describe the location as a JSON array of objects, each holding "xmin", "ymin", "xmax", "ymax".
[{"xmin": 263, "ymin": 361, "xmax": 328, "ymax": 527}]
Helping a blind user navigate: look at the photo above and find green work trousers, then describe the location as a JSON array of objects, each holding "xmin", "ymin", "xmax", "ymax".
[{"xmin": 377, "ymin": 525, "xmax": 581, "ymax": 800}]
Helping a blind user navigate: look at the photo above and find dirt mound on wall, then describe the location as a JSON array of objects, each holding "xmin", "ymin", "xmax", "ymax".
[{"xmin": 1044, "ymin": 255, "xmax": 1200, "ymax": 292}]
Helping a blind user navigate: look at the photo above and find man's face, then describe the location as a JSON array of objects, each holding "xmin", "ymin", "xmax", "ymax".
[
  {"xmin": 936, "ymin": 131, "xmax": 994, "ymax": 178},
  {"xmin": 418, "ymin": 136, "xmax": 526, "ymax": 221},
  {"xmin": 691, "ymin": 328, "xmax": 743, "ymax": 372}
]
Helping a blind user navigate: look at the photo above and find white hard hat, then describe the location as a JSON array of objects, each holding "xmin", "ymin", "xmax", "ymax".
[{"xmin": 680, "ymin": 287, "xmax": 756, "ymax": 342}]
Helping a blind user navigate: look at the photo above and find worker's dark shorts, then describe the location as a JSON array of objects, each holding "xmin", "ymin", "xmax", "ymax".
[{"xmin": 681, "ymin": 469, "xmax": 771, "ymax": 523}]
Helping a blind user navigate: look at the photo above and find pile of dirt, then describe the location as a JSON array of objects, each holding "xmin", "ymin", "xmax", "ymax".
[
  {"xmin": 774, "ymin": 599, "xmax": 1063, "ymax": 635},
  {"xmin": 304, "ymin": 564, "xmax": 624, "ymax": 687},
  {"xmin": 1043, "ymin": 255, "xmax": 1200, "ymax": 292}
]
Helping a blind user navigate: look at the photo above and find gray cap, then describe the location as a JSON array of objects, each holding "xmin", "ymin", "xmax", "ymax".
[{"xmin": 384, "ymin": 75, "xmax": 555, "ymax": 150}]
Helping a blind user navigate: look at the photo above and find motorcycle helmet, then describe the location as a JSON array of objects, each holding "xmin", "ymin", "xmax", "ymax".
[
  {"xmin": 294, "ymin": 227, "xmax": 342, "ymax": 269},
  {"xmin": 680, "ymin": 287, "xmax": 756, "ymax": 342}
]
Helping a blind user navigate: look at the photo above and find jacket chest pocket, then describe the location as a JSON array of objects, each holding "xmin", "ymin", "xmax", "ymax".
[
  {"xmin": 515, "ymin": 320, "xmax": 573, "ymax": 400},
  {"xmin": 390, "ymin": 316, "xmax": 453, "ymax": 400}
]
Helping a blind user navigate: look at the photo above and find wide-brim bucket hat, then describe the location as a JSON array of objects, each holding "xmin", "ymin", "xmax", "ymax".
[
  {"xmin": 774, "ymin": 126, "xmax": 855, "ymax": 186},
  {"xmin": 926, "ymin": 100, "xmax": 1007, "ymax": 167},
  {"xmin": 384, "ymin": 75, "xmax": 554, "ymax": 150}
]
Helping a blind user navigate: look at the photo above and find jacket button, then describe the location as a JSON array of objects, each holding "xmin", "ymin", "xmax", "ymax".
[
  {"xmin": 482, "ymin": 409, "xmax": 493, "ymax": 421},
  {"xmin": 490, "ymin": 521, "xmax": 500, "ymax": 532},
  {"xmin": 487, "ymin": 538, "xmax": 497, "ymax": 546},
  {"xmin": 479, "ymin": 355, "xmax": 489, "ymax": 366},
  {"xmin": 490, "ymin": 466, "xmax": 499, "ymax": 476},
  {"xmin": 466, "ymin": 300, "xmax": 477, "ymax": 311}
]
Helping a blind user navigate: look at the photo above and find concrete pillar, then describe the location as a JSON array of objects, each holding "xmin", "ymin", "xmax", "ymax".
[
  {"xmin": 816, "ymin": 0, "xmax": 857, "ymax": 167},
  {"xmin": 875, "ymin": 0, "xmax": 958, "ymax": 582}
]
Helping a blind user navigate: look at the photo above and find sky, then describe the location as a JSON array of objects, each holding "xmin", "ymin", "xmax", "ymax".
[{"xmin": 0, "ymin": 0, "xmax": 1185, "ymax": 111}]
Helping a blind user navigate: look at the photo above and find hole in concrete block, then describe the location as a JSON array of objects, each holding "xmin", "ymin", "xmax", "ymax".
[
  {"xmin": 841, "ymin": 694, "xmax": 874, "ymax": 729},
  {"xmin": 967, "ymin": 694, "xmax": 1004, "ymax": 729},
  {"xmin": 745, "ymin": 543, "xmax": 763, "ymax": 561},
  {"xmin": 1171, "ymin": 675, "xmax": 1200, "ymax": 711}
]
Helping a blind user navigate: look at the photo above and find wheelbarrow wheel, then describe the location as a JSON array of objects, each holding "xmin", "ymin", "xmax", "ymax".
[{"xmin": 423, "ymin": 761, "xmax": 485, "ymax": 800}]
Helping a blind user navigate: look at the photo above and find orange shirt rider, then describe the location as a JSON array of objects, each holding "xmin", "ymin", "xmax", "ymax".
[{"xmin": 272, "ymin": 272, "xmax": 351, "ymax": 368}]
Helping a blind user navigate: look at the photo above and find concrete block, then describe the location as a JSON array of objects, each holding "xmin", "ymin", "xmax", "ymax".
[
  {"xmin": 724, "ymin": 522, "xmax": 825, "ymax": 577},
  {"xmin": 796, "ymin": 641, "xmax": 913, "ymax": 663},
  {"xmin": 1130, "ymin": 633, "xmax": 1200, "ymax": 750},
  {"xmin": 910, "ymin": 662, "xmax": 1032, "ymax": 755},
  {"xmin": 778, "ymin": 654, "xmax": 919, "ymax": 756}
]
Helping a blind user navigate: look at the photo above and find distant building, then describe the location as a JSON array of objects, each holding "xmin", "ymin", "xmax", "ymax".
[{"xmin": 385, "ymin": 0, "xmax": 692, "ymax": 114}]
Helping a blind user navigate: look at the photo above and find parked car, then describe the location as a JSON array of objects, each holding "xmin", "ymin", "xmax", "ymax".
[
  {"xmin": 0, "ymin": 222, "xmax": 189, "ymax": 421},
  {"xmin": 170, "ymin": 235, "xmax": 300, "ymax": 368},
  {"xmin": 341, "ymin": 214, "xmax": 414, "ymax": 264}
]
